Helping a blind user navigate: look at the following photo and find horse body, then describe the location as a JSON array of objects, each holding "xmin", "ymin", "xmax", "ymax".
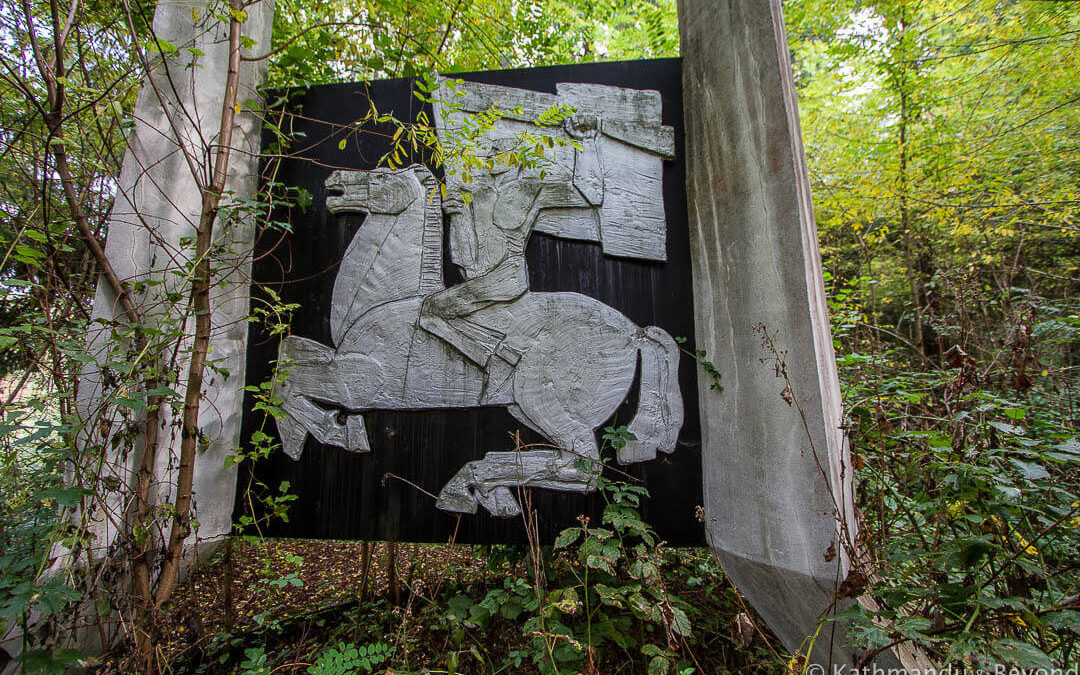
[
  {"xmin": 291, "ymin": 290, "xmax": 645, "ymax": 409},
  {"xmin": 276, "ymin": 165, "xmax": 683, "ymax": 517}
]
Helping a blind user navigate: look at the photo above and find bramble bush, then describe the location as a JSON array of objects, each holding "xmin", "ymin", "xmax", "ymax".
[{"xmin": 830, "ymin": 284, "xmax": 1080, "ymax": 669}]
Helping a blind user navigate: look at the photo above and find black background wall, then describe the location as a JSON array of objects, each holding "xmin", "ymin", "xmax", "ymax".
[{"xmin": 235, "ymin": 57, "xmax": 705, "ymax": 546}]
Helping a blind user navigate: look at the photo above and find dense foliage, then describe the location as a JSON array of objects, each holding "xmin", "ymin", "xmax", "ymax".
[
  {"xmin": 0, "ymin": 1, "xmax": 147, "ymax": 670},
  {"xmin": 266, "ymin": 0, "xmax": 677, "ymax": 87},
  {"xmin": 789, "ymin": 0, "xmax": 1080, "ymax": 668},
  {"xmin": 0, "ymin": 0, "xmax": 1077, "ymax": 672}
]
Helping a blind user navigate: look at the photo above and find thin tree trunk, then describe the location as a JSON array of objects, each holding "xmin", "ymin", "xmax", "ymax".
[
  {"xmin": 388, "ymin": 541, "xmax": 400, "ymax": 605},
  {"xmin": 359, "ymin": 541, "xmax": 373, "ymax": 602},
  {"xmin": 26, "ymin": 0, "xmax": 170, "ymax": 660},
  {"xmin": 896, "ymin": 17, "xmax": 925, "ymax": 358},
  {"xmin": 224, "ymin": 538, "xmax": 235, "ymax": 629},
  {"xmin": 153, "ymin": 0, "xmax": 244, "ymax": 609}
]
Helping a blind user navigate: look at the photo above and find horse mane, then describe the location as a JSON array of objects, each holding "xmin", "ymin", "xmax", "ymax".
[{"xmin": 413, "ymin": 165, "xmax": 444, "ymax": 294}]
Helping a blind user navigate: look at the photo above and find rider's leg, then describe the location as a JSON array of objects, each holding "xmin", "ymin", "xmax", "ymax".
[
  {"xmin": 419, "ymin": 276, "xmax": 495, "ymax": 366},
  {"xmin": 419, "ymin": 257, "xmax": 527, "ymax": 366},
  {"xmin": 418, "ymin": 308, "xmax": 496, "ymax": 367}
]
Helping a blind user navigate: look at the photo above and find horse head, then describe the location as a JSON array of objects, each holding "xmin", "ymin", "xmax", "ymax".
[
  {"xmin": 325, "ymin": 165, "xmax": 428, "ymax": 216},
  {"xmin": 325, "ymin": 163, "xmax": 443, "ymax": 346}
]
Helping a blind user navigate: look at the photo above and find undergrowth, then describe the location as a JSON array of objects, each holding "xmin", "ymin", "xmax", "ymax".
[{"xmin": 104, "ymin": 429, "xmax": 783, "ymax": 675}]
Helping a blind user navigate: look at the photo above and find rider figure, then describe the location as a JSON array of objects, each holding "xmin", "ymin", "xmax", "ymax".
[{"xmin": 419, "ymin": 113, "xmax": 605, "ymax": 368}]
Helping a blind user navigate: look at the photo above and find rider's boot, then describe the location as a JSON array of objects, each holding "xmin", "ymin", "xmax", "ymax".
[
  {"xmin": 345, "ymin": 414, "xmax": 371, "ymax": 453},
  {"xmin": 481, "ymin": 338, "xmax": 526, "ymax": 403},
  {"xmin": 481, "ymin": 354, "xmax": 514, "ymax": 404},
  {"xmin": 419, "ymin": 311, "xmax": 495, "ymax": 367}
]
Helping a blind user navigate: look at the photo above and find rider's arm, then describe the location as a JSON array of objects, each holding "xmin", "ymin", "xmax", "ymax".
[
  {"xmin": 527, "ymin": 149, "xmax": 602, "ymax": 215},
  {"xmin": 566, "ymin": 114, "xmax": 604, "ymax": 206},
  {"xmin": 445, "ymin": 195, "xmax": 478, "ymax": 276},
  {"xmin": 527, "ymin": 115, "xmax": 604, "ymax": 211}
]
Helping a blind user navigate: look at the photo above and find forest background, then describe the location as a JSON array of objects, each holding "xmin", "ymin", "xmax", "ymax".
[{"xmin": 0, "ymin": 0, "xmax": 1077, "ymax": 672}]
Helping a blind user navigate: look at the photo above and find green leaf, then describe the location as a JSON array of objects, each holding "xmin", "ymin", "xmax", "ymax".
[
  {"xmin": 151, "ymin": 37, "xmax": 179, "ymax": 54},
  {"xmin": 1009, "ymin": 459, "xmax": 1050, "ymax": 480},
  {"xmin": 1051, "ymin": 438, "xmax": 1080, "ymax": 456},
  {"xmin": 594, "ymin": 583, "xmax": 627, "ymax": 608},
  {"xmin": 15, "ymin": 648, "xmax": 83, "ymax": 675},
  {"xmin": 1003, "ymin": 407, "xmax": 1027, "ymax": 420},
  {"xmin": 961, "ymin": 536, "xmax": 993, "ymax": 567},
  {"xmin": 551, "ymin": 586, "xmax": 580, "ymax": 615},
  {"xmin": 1043, "ymin": 610, "xmax": 1080, "ymax": 632},
  {"xmin": 33, "ymin": 580, "xmax": 82, "ymax": 614},
  {"xmin": 670, "ymin": 606, "xmax": 691, "ymax": 636},
  {"xmin": 554, "ymin": 527, "xmax": 581, "ymax": 548},
  {"xmin": 15, "ymin": 244, "xmax": 44, "ymax": 260},
  {"xmin": 991, "ymin": 640, "xmax": 1054, "ymax": 669},
  {"xmin": 648, "ymin": 655, "xmax": 671, "ymax": 675},
  {"xmin": 586, "ymin": 553, "xmax": 615, "ymax": 574},
  {"xmin": 989, "ymin": 421, "xmax": 1025, "ymax": 436},
  {"xmin": 35, "ymin": 487, "xmax": 92, "ymax": 507}
]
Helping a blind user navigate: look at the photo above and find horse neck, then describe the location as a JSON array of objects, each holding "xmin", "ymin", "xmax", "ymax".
[
  {"xmin": 330, "ymin": 171, "xmax": 444, "ymax": 346},
  {"xmin": 415, "ymin": 168, "xmax": 444, "ymax": 294}
]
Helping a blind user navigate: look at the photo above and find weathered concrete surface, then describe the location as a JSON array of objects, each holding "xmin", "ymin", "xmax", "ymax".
[
  {"xmin": 76, "ymin": 0, "xmax": 273, "ymax": 564},
  {"xmin": 0, "ymin": 2, "xmax": 274, "ymax": 670},
  {"xmin": 275, "ymin": 166, "xmax": 684, "ymax": 519},
  {"xmin": 677, "ymin": 0, "xmax": 861, "ymax": 666},
  {"xmin": 432, "ymin": 78, "xmax": 675, "ymax": 261}
]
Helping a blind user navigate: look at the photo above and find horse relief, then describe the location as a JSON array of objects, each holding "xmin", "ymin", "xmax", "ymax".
[{"xmin": 273, "ymin": 81, "xmax": 684, "ymax": 518}]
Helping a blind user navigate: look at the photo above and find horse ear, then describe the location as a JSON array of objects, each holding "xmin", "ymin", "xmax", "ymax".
[
  {"xmin": 368, "ymin": 170, "xmax": 422, "ymax": 214},
  {"xmin": 408, "ymin": 164, "xmax": 440, "ymax": 204}
]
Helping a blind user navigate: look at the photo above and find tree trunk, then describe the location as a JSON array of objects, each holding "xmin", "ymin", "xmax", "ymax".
[
  {"xmin": 896, "ymin": 16, "xmax": 926, "ymax": 358},
  {"xmin": 152, "ymin": 0, "xmax": 245, "ymax": 611}
]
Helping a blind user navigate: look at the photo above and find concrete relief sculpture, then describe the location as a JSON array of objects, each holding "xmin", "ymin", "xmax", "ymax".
[{"xmin": 273, "ymin": 81, "xmax": 684, "ymax": 517}]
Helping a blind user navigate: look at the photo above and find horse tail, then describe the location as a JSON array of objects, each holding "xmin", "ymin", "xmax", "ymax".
[{"xmin": 620, "ymin": 326, "xmax": 685, "ymax": 464}]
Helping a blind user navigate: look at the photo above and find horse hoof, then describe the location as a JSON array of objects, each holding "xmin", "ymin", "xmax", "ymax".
[
  {"xmin": 475, "ymin": 487, "xmax": 521, "ymax": 518},
  {"xmin": 436, "ymin": 477, "xmax": 479, "ymax": 514},
  {"xmin": 276, "ymin": 413, "xmax": 308, "ymax": 460},
  {"xmin": 345, "ymin": 414, "xmax": 371, "ymax": 453},
  {"xmin": 616, "ymin": 440, "xmax": 656, "ymax": 465}
]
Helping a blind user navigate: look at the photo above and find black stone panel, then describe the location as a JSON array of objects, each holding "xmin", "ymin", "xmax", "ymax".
[{"xmin": 236, "ymin": 57, "xmax": 705, "ymax": 545}]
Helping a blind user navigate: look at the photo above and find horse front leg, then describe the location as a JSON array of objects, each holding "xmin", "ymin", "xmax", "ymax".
[
  {"xmin": 436, "ymin": 431, "xmax": 599, "ymax": 517},
  {"xmin": 274, "ymin": 336, "xmax": 372, "ymax": 458},
  {"xmin": 276, "ymin": 393, "xmax": 370, "ymax": 459}
]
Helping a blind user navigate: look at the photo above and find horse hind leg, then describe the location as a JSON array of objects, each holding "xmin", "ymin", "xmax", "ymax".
[
  {"xmin": 506, "ymin": 404, "xmax": 601, "ymax": 489},
  {"xmin": 619, "ymin": 326, "xmax": 685, "ymax": 464}
]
